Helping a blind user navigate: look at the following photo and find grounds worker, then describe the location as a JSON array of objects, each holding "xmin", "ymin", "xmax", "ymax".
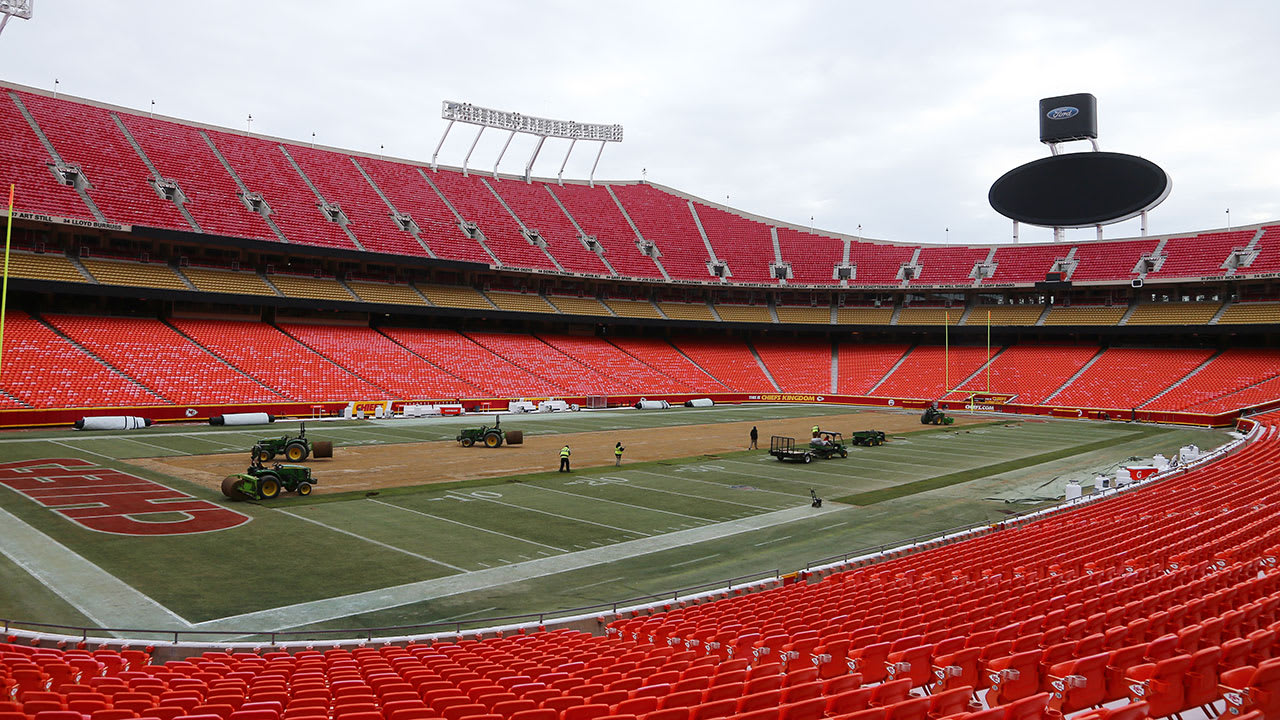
[
  {"xmin": 750, "ymin": 425, "xmax": 759, "ymax": 449},
  {"xmin": 812, "ymin": 424, "xmax": 820, "ymax": 437},
  {"xmin": 615, "ymin": 441, "xmax": 625, "ymax": 466},
  {"xmin": 559, "ymin": 444, "xmax": 572, "ymax": 472}
]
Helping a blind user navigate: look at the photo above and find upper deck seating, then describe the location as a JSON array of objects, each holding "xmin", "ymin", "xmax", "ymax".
[
  {"xmin": 428, "ymin": 170, "xmax": 558, "ymax": 272},
  {"xmin": 911, "ymin": 246, "xmax": 989, "ymax": 286},
  {"xmin": 354, "ymin": 156, "xmax": 492, "ymax": 263},
  {"xmin": 985, "ymin": 244, "xmax": 1071, "ymax": 285},
  {"xmin": 118, "ymin": 112, "xmax": 278, "ymax": 241},
  {"xmin": 846, "ymin": 241, "xmax": 916, "ymax": 285},
  {"xmin": 17, "ymin": 91, "xmax": 191, "ymax": 231},
  {"xmin": 492, "ymin": 180, "xmax": 611, "ymax": 276},
  {"xmin": 611, "ymin": 184, "xmax": 715, "ymax": 282},
  {"xmin": 693, "ymin": 203, "xmax": 777, "ymax": 284},
  {"xmin": 286, "ymin": 145, "xmax": 428, "ymax": 258},
  {"xmin": 1146, "ymin": 231, "xmax": 1253, "ymax": 279},
  {"xmin": 204, "ymin": 129, "xmax": 357, "ymax": 251},
  {"xmin": 776, "ymin": 227, "xmax": 843, "ymax": 285},
  {"xmin": 0, "ymin": 91, "xmax": 96, "ymax": 220},
  {"xmin": 550, "ymin": 183, "xmax": 666, "ymax": 280},
  {"xmin": 1069, "ymin": 239, "xmax": 1158, "ymax": 281}
]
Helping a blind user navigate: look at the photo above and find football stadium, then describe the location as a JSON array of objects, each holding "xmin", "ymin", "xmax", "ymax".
[{"xmin": 2, "ymin": 4, "xmax": 1280, "ymax": 720}]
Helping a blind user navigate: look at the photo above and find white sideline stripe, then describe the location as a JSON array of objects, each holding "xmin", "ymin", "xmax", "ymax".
[
  {"xmin": 449, "ymin": 491, "xmax": 650, "ymax": 537},
  {"xmin": 367, "ymin": 498, "xmax": 566, "ymax": 552},
  {"xmin": 273, "ymin": 509, "xmax": 468, "ymax": 572},
  {"xmin": 631, "ymin": 469, "xmax": 805, "ymax": 500},
  {"xmin": 190, "ymin": 503, "xmax": 844, "ymax": 631},
  {"xmin": 566, "ymin": 576, "xmax": 626, "ymax": 593},
  {"xmin": 181, "ymin": 434, "xmax": 239, "ymax": 448},
  {"xmin": 435, "ymin": 606, "xmax": 497, "ymax": 623},
  {"xmin": 527, "ymin": 483, "xmax": 711, "ymax": 522},
  {"xmin": 0, "ymin": 506, "xmax": 193, "ymax": 632},
  {"xmin": 618, "ymin": 472, "xmax": 780, "ymax": 510},
  {"xmin": 50, "ymin": 440, "xmax": 117, "ymax": 461},
  {"xmin": 671, "ymin": 554, "xmax": 719, "ymax": 567},
  {"xmin": 754, "ymin": 535, "xmax": 791, "ymax": 547}
]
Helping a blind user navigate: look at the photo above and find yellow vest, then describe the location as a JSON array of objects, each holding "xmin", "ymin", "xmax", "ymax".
[
  {"xmin": 560, "ymin": 447, "xmax": 571, "ymax": 458},
  {"xmin": 615, "ymin": 446, "xmax": 624, "ymax": 456}
]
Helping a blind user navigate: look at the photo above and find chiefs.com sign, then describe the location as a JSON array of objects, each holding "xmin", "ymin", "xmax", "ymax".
[{"xmin": 0, "ymin": 458, "xmax": 250, "ymax": 536}]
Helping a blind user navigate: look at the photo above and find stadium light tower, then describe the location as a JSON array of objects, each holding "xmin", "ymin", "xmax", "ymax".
[
  {"xmin": 0, "ymin": 0, "xmax": 33, "ymax": 39},
  {"xmin": 432, "ymin": 101, "xmax": 623, "ymax": 186}
]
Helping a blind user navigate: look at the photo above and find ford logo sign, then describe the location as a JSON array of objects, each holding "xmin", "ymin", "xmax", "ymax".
[{"xmin": 1047, "ymin": 106, "xmax": 1079, "ymax": 120}]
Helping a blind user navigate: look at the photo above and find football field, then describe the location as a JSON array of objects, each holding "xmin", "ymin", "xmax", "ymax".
[{"xmin": 0, "ymin": 404, "xmax": 1228, "ymax": 641}]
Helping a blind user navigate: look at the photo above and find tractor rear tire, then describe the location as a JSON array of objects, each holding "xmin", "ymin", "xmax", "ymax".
[
  {"xmin": 461, "ymin": 437, "xmax": 474, "ymax": 447},
  {"xmin": 505, "ymin": 430, "xmax": 523, "ymax": 445},
  {"xmin": 484, "ymin": 431, "xmax": 503, "ymax": 448},
  {"xmin": 285, "ymin": 442, "xmax": 308, "ymax": 462},
  {"xmin": 221, "ymin": 475, "xmax": 247, "ymax": 501},
  {"xmin": 312, "ymin": 441, "xmax": 333, "ymax": 459},
  {"xmin": 297, "ymin": 482, "xmax": 312, "ymax": 497},
  {"xmin": 258, "ymin": 474, "xmax": 281, "ymax": 500}
]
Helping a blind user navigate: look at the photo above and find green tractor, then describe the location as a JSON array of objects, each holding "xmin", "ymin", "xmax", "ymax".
[
  {"xmin": 252, "ymin": 422, "xmax": 333, "ymax": 463},
  {"xmin": 850, "ymin": 430, "xmax": 887, "ymax": 446},
  {"xmin": 808, "ymin": 431, "xmax": 849, "ymax": 459},
  {"xmin": 922, "ymin": 406, "xmax": 955, "ymax": 425},
  {"xmin": 456, "ymin": 415, "xmax": 523, "ymax": 448},
  {"xmin": 222, "ymin": 457, "xmax": 316, "ymax": 501}
]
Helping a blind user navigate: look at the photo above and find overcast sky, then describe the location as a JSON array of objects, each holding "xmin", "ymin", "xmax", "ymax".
[{"xmin": 2, "ymin": 1, "xmax": 1277, "ymax": 246}]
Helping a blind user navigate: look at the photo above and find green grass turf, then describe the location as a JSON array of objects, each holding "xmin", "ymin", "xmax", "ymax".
[{"xmin": 0, "ymin": 406, "xmax": 1230, "ymax": 636}]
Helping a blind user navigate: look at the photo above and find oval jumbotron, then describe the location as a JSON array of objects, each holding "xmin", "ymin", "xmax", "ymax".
[{"xmin": 989, "ymin": 151, "xmax": 1171, "ymax": 227}]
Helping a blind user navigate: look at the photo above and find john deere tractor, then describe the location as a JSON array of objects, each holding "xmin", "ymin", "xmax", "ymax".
[
  {"xmin": 922, "ymin": 406, "xmax": 955, "ymax": 425},
  {"xmin": 456, "ymin": 415, "xmax": 523, "ymax": 448},
  {"xmin": 850, "ymin": 430, "xmax": 887, "ymax": 446},
  {"xmin": 252, "ymin": 422, "xmax": 333, "ymax": 462},
  {"xmin": 222, "ymin": 457, "xmax": 316, "ymax": 501}
]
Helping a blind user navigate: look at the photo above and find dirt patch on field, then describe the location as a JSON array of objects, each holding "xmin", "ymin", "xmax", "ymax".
[{"xmin": 128, "ymin": 411, "xmax": 986, "ymax": 496}]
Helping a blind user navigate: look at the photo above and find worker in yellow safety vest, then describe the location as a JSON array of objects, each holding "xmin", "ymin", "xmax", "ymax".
[
  {"xmin": 559, "ymin": 445, "xmax": 572, "ymax": 473},
  {"xmin": 812, "ymin": 425, "xmax": 820, "ymax": 437},
  {"xmin": 614, "ymin": 441, "xmax": 625, "ymax": 466}
]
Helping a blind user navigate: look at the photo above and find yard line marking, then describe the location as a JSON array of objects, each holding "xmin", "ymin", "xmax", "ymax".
[
  {"xmin": 567, "ymin": 576, "xmax": 626, "ymax": 592},
  {"xmin": 701, "ymin": 461, "xmax": 854, "ymax": 490},
  {"xmin": 618, "ymin": 471, "xmax": 781, "ymax": 510},
  {"xmin": 367, "ymin": 499, "xmax": 566, "ymax": 552},
  {"xmin": 630, "ymin": 469, "xmax": 804, "ymax": 501},
  {"xmin": 526, "ymin": 484, "xmax": 710, "ymax": 521},
  {"xmin": 446, "ymin": 492, "xmax": 652, "ymax": 537},
  {"xmin": 671, "ymin": 554, "xmax": 720, "ymax": 567},
  {"xmin": 0, "ymin": 506, "xmax": 192, "ymax": 632},
  {"xmin": 114, "ymin": 437, "xmax": 193, "ymax": 456},
  {"xmin": 179, "ymin": 434, "xmax": 241, "ymax": 448},
  {"xmin": 434, "ymin": 606, "xmax": 497, "ymax": 622},
  {"xmin": 50, "ymin": 440, "xmax": 117, "ymax": 461},
  {"xmin": 192, "ymin": 503, "xmax": 844, "ymax": 632},
  {"xmin": 274, "ymin": 509, "xmax": 468, "ymax": 572},
  {"xmin": 819, "ymin": 521, "xmax": 849, "ymax": 531},
  {"xmin": 754, "ymin": 535, "xmax": 791, "ymax": 547}
]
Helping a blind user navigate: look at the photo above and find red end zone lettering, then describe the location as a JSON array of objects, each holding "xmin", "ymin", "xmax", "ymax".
[{"xmin": 0, "ymin": 459, "xmax": 250, "ymax": 536}]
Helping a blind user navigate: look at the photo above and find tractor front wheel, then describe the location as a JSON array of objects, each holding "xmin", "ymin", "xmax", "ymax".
[
  {"xmin": 258, "ymin": 474, "xmax": 281, "ymax": 500},
  {"xmin": 285, "ymin": 442, "xmax": 309, "ymax": 462},
  {"xmin": 840, "ymin": 449, "xmax": 848, "ymax": 458},
  {"xmin": 297, "ymin": 482, "xmax": 312, "ymax": 497},
  {"xmin": 461, "ymin": 437, "xmax": 474, "ymax": 447},
  {"xmin": 484, "ymin": 431, "xmax": 503, "ymax": 448},
  {"xmin": 258, "ymin": 449, "xmax": 274, "ymax": 462}
]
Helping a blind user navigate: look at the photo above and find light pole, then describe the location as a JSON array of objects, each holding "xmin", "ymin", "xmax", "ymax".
[
  {"xmin": 246, "ymin": 114, "xmax": 253, "ymax": 132},
  {"xmin": 1226, "ymin": 208, "xmax": 1231, "ymax": 231},
  {"xmin": 149, "ymin": 100, "xmax": 154, "ymax": 118}
]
